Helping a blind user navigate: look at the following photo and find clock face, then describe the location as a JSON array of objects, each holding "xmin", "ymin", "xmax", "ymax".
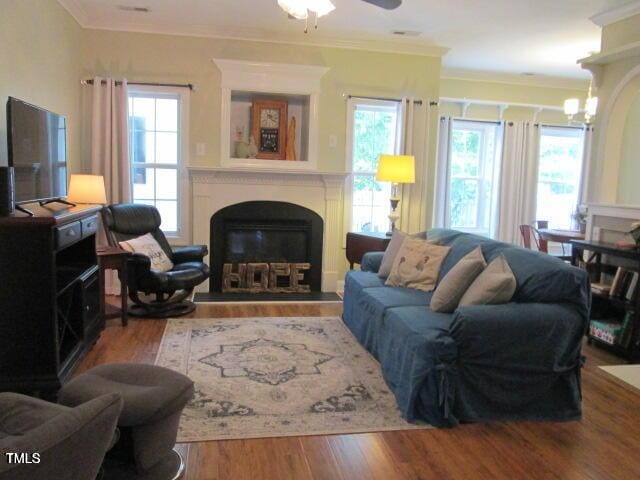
[{"xmin": 260, "ymin": 109, "xmax": 280, "ymax": 129}]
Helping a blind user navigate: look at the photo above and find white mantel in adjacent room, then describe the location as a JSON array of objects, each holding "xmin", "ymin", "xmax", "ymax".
[{"xmin": 189, "ymin": 166, "xmax": 348, "ymax": 293}]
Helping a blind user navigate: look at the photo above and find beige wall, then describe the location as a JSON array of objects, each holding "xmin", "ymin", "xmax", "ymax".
[
  {"xmin": 80, "ymin": 29, "xmax": 442, "ymax": 173},
  {"xmin": 601, "ymin": 14, "xmax": 640, "ymax": 51},
  {"xmin": 0, "ymin": 0, "xmax": 83, "ymax": 171},
  {"xmin": 617, "ymin": 90, "xmax": 640, "ymax": 204},
  {"xmin": 584, "ymin": 14, "xmax": 640, "ymax": 204},
  {"xmin": 439, "ymin": 77, "xmax": 588, "ymax": 124}
]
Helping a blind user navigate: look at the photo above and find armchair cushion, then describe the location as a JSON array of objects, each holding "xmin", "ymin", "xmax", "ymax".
[
  {"xmin": 171, "ymin": 245, "xmax": 208, "ymax": 264},
  {"xmin": 0, "ymin": 393, "xmax": 122, "ymax": 480}
]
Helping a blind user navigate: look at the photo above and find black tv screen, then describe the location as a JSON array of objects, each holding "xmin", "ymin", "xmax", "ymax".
[{"xmin": 6, "ymin": 97, "xmax": 68, "ymax": 203}]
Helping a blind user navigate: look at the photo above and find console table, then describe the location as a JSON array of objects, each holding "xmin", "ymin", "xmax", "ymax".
[
  {"xmin": 346, "ymin": 232, "xmax": 391, "ymax": 269},
  {"xmin": 0, "ymin": 203, "xmax": 104, "ymax": 396},
  {"xmin": 571, "ymin": 239, "xmax": 640, "ymax": 362}
]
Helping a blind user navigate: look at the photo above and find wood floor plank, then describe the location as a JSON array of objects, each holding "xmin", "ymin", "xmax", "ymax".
[{"xmin": 78, "ymin": 300, "xmax": 640, "ymax": 480}]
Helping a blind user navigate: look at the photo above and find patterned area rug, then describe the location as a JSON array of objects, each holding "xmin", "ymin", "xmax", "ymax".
[{"xmin": 155, "ymin": 316, "xmax": 430, "ymax": 441}]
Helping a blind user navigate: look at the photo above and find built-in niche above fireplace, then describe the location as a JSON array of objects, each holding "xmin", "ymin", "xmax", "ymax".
[{"xmin": 210, "ymin": 201, "xmax": 323, "ymax": 295}]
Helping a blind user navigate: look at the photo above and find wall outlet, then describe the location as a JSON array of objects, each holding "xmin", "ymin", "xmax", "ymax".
[
  {"xmin": 196, "ymin": 143, "xmax": 206, "ymax": 156},
  {"xmin": 329, "ymin": 134, "xmax": 337, "ymax": 148}
]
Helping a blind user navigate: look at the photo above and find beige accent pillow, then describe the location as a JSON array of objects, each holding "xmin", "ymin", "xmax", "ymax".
[
  {"xmin": 458, "ymin": 254, "xmax": 516, "ymax": 307},
  {"xmin": 378, "ymin": 231, "xmax": 437, "ymax": 278},
  {"xmin": 385, "ymin": 237, "xmax": 451, "ymax": 292},
  {"xmin": 119, "ymin": 233, "xmax": 174, "ymax": 272},
  {"xmin": 430, "ymin": 246, "xmax": 487, "ymax": 313},
  {"xmin": 378, "ymin": 230, "xmax": 407, "ymax": 278}
]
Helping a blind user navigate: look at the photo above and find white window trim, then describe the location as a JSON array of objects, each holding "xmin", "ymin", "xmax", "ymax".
[
  {"xmin": 442, "ymin": 118, "xmax": 502, "ymax": 238},
  {"xmin": 536, "ymin": 125, "xmax": 585, "ymax": 233},
  {"xmin": 128, "ymin": 85, "xmax": 191, "ymax": 245},
  {"xmin": 343, "ymin": 97, "xmax": 403, "ymax": 244}
]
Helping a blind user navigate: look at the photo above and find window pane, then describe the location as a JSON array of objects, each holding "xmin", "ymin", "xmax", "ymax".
[
  {"xmin": 156, "ymin": 132, "xmax": 178, "ymax": 164},
  {"xmin": 130, "ymin": 130, "xmax": 155, "ymax": 165},
  {"xmin": 450, "ymin": 179, "xmax": 479, "ymax": 228},
  {"xmin": 156, "ymin": 200, "xmax": 178, "ymax": 232},
  {"xmin": 536, "ymin": 128, "xmax": 584, "ymax": 229},
  {"xmin": 352, "ymin": 108, "xmax": 398, "ymax": 173},
  {"xmin": 155, "ymin": 168, "xmax": 177, "ymax": 200},
  {"xmin": 445, "ymin": 120, "xmax": 501, "ymax": 237},
  {"xmin": 351, "ymin": 174, "xmax": 390, "ymax": 233},
  {"xmin": 156, "ymin": 98, "xmax": 178, "ymax": 132},
  {"xmin": 451, "ymin": 129, "xmax": 481, "ymax": 177},
  {"xmin": 131, "ymin": 97, "xmax": 155, "ymax": 131},
  {"xmin": 133, "ymin": 167, "xmax": 155, "ymax": 199}
]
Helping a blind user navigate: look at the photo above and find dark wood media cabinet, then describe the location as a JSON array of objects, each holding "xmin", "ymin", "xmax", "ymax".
[{"xmin": 0, "ymin": 203, "xmax": 104, "ymax": 396}]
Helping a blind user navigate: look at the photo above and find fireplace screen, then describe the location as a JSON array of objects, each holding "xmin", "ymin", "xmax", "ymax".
[{"xmin": 210, "ymin": 201, "xmax": 323, "ymax": 293}]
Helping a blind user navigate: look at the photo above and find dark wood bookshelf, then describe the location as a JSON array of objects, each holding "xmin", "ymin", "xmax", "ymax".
[{"xmin": 571, "ymin": 239, "xmax": 640, "ymax": 363}]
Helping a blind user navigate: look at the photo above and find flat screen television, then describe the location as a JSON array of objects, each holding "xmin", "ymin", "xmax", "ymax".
[{"xmin": 6, "ymin": 97, "xmax": 68, "ymax": 204}]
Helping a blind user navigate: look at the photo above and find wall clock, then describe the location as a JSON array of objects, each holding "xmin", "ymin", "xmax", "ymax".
[{"xmin": 251, "ymin": 99, "xmax": 288, "ymax": 160}]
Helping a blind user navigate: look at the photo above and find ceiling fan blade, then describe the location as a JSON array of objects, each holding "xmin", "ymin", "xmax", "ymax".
[{"xmin": 360, "ymin": 0, "xmax": 402, "ymax": 10}]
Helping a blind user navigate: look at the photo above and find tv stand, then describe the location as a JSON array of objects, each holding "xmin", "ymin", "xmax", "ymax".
[
  {"xmin": 39, "ymin": 198, "xmax": 77, "ymax": 208},
  {"xmin": 0, "ymin": 205, "xmax": 103, "ymax": 397}
]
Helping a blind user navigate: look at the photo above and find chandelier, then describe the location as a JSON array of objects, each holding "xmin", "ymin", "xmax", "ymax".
[
  {"xmin": 278, "ymin": 0, "xmax": 336, "ymax": 33},
  {"xmin": 564, "ymin": 77, "xmax": 598, "ymax": 124}
]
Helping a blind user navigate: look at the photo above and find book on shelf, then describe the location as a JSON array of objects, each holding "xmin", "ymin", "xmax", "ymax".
[
  {"xmin": 589, "ymin": 319, "xmax": 624, "ymax": 345},
  {"xmin": 617, "ymin": 311, "xmax": 635, "ymax": 349},
  {"xmin": 609, "ymin": 267, "xmax": 625, "ymax": 297},
  {"xmin": 591, "ymin": 282, "xmax": 611, "ymax": 295},
  {"xmin": 625, "ymin": 272, "xmax": 639, "ymax": 301}
]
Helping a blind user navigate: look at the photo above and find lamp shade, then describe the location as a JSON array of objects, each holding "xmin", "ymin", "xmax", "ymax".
[
  {"xmin": 375, "ymin": 155, "xmax": 415, "ymax": 184},
  {"xmin": 67, "ymin": 174, "xmax": 107, "ymax": 204}
]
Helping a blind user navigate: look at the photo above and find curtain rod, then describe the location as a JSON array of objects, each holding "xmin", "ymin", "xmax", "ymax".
[
  {"xmin": 81, "ymin": 79, "xmax": 195, "ymax": 91},
  {"xmin": 345, "ymin": 94, "xmax": 438, "ymax": 106}
]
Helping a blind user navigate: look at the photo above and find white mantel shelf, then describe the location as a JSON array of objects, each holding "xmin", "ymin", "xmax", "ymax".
[{"xmin": 188, "ymin": 165, "xmax": 348, "ymax": 178}]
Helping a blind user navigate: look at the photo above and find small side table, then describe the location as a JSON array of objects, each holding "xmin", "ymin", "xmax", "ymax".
[
  {"xmin": 97, "ymin": 246, "xmax": 131, "ymax": 327},
  {"xmin": 346, "ymin": 232, "xmax": 391, "ymax": 269}
]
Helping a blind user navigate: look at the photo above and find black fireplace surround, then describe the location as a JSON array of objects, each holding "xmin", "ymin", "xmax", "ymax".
[{"xmin": 210, "ymin": 201, "xmax": 323, "ymax": 293}]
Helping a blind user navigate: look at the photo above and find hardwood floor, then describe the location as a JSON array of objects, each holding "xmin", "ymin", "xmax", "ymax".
[{"xmin": 79, "ymin": 302, "xmax": 640, "ymax": 480}]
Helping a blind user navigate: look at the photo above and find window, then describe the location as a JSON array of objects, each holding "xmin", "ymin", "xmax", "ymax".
[
  {"xmin": 347, "ymin": 99, "xmax": 403, "ymax": 233},
  {"xmin": 444, "ymin": 120, "xmax": 502, "ymax": 237},
  {"xmin": 536, "ymin": 126, "xmax": 585, "ymax": 230},
  {"xmin": 128, "ymin": 86, "xmax": 189, "ymax": 241}
]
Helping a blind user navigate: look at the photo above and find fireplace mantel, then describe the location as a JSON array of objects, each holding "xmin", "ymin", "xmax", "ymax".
[{"xmin": 188, "ymin": 166, "xmax": 348, "ymax": 292}]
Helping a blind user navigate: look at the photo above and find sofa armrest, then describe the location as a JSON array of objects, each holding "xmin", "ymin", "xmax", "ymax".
[
  {"xmin": 361, "ymin": 252, "xmax": 384, "ymax": 273},
  {"xmin": 451, "ymin": 302, "xmax": 587, "ymax": 370},
  {"xmin": 172, "ymin": 245, "xmax": 208, "ymax": 264}
]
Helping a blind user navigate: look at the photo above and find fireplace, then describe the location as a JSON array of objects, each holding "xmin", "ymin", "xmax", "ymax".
[{"xmin": 210, "ymin": 201, "xmax": 323, "ymax": 294}]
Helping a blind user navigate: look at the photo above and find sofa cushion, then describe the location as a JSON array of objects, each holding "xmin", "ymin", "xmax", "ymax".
[
  {"xmin": 378, "ymin": 230, "xmax": 408, "ymax": 278},
  {"xmin": 343, "ymin": 270, "xmax": 386, "ymax": 328},
  {"xmin": 347, "ymin": 285, "xmax": 431, "ymax": 355},
  {"xmin": 431, "ymin": 246, "xmax": 486, "ymax": 312},
  {"xmin": 459, "ymin": 254, "xmax": 516, "ymax": 306},
  {"xmin": 386, "ymin": 238, "xmax": 451, "ymax": 291}
]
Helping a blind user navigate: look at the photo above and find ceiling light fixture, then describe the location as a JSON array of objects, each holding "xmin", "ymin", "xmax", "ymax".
[
  {"xmin": 564, "ymin": 77, "xmax": 598, "ymax": 124},
  {"xmin": 278, "ymin": 0, "xmax": 336, "ymax": 33}
]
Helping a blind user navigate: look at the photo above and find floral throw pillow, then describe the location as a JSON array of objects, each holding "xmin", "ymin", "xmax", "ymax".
[{"xmin": 385, "ymin": 237, "xmax": 451, "ymax": 292}]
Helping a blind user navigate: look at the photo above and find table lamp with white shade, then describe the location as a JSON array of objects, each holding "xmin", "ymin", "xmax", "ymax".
[
  {"xmin": 375, "ymin": 154, "xmax": 415, "ymax": 236},
  {"xmin": 66, "ymin": 174, "xmax": 107, "ymax": 205}
]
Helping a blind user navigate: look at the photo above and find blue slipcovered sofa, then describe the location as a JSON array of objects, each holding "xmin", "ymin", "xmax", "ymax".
[{"xmin": 343, "ymin": 229, "xmax": 590, "ymax": 427}]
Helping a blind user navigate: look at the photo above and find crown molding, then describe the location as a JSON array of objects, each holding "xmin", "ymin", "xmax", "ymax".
[
  {"xmin": 440, "ymin": 68, "xmax": 590, "ymax": 91},
  {"xmin": 64, "ymin": 15, "xmax": 449, "ymax": 58},
  {"xmin": 590, "ymin": 1, "xmax": 640, "ymax": 27},
  {"xmin": 56, "ymin": 0, "xmax": 89, "ymax": 26}
]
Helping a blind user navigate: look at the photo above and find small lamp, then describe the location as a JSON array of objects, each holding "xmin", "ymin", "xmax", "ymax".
[
  {"xmin": 67, "ymin": 174, "xmax": 107, "ymax": 204},
  {"xmin": 563, "ymin": 98, "xmax": 580, "ymax": 121},
  {"xmin": 376, "ymin": 154, "xmax": 415, "ymax": 236}
]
